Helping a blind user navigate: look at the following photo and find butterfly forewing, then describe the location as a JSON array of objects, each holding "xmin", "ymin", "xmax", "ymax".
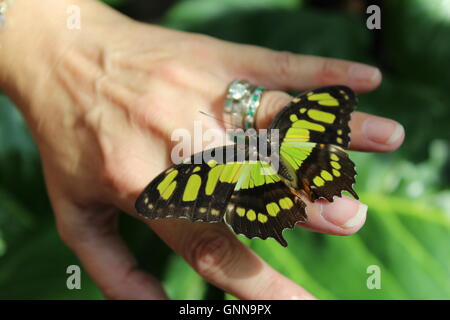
[
  {"xmin": 269, "ymin": 85, "xmax": 356, "ymax": 148},
  {"xmin": 136, "ymin": 145, "xmax": 239, "ymax": 223},
  {"xmin": 270, "ymin": 86, "xmax": 358, "ymax": 202}
]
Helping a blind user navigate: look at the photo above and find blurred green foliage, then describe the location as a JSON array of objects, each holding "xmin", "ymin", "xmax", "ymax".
[{"xmin": 0, "ymin": 0, "xmax": 449, "ymax": 299}]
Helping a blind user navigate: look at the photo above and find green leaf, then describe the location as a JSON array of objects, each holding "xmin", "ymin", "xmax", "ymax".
[
  {"xmin": 384, "ymin": 0, "xmax": 450, "ymax": 92},
  {"xmin": 251, "ymin": 237, "xmax": 337, "ymax": 299},
  {"xmin": 0, "ymin": 226, "xmax": 103, "ymax": 299},
  {"xmin": 360, "ymin": 194, "xmax": 450, "ymax": 299},
  {"xmin": 163, "ymin": 0, "xmax": 301, "ymax": 30},
  {"xmin": 162, "ymin": 253, "xmax": 208, "ymax": 299},
  {"xmin": 100, "ymin": 0, "xmax": 128, "ymax": 7},
  {"xmin": 245, "ymin": 191, "xmax": 449, "ymax": 299}
]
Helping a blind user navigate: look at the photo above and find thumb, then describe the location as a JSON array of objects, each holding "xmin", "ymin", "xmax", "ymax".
[{"xmin": 50, "ymin": 192, "xmax": 167, "ymax": 299}]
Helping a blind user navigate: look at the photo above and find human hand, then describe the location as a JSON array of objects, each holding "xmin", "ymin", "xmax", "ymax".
[{"xmin": 0, "ymin": 0, "xmax": 404, "ymax": 299}]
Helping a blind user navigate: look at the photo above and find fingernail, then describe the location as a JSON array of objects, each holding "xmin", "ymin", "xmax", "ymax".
[
  {"xmin": 386, "ymin": 123, "xmax": 405, "ymax": 145},
  {"xmin": 321, "ymin": 201, "xmax": 367, "ymax": 229},
  {"xmin": 342, "ymin": 204, "xmax": 367, "ymax": 229},
  {"xmin": 363, "ymin": 117, "xmax": 405, "ymax": 145},
  {"xmin": 348, "ymin": 63, "xmax": 381, "ymax": 83}
]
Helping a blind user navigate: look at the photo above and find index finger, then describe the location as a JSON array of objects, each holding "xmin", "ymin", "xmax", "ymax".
[
  {"xmin": 256, "ymin": 91, "xmax": 405, "ymax": 152},
  {"xmin": 115, "ymin": 173, "xmax": 316, "ymax": 300}
]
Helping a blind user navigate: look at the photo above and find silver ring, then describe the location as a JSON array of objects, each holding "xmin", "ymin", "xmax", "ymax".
[{"xmin": 224, "ymin": 79, "xmax": 264, "ymax": 130}]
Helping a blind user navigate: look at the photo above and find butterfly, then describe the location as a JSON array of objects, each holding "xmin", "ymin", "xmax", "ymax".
[{"xmin": 135, "ymin": 85, "xmax": 358, "ymax": 247}]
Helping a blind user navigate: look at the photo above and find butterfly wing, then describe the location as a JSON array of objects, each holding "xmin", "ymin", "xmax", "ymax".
[
  {"xmin": 135, "ymin": 144, "xmax": 307, "ymax": 246},
  {"xmin": 280, "ymin": 142, "xmax": 358, "ymax": 201},
  {"xmin": 269, "ymin": 85, "xmax": 359, "ymax": 201},
  {"xmin": 136, "ymin": 85, "xmax": 359, "ymax": 247},
  {"xmin": 223, "ymin": 162, "xmax": 306, "ymax": 246},
  {"xmin": 269, "ymin": 85, "xmax": 356, "ymax": 148},
  {"xmin": 136, "ymin": 145, "xmax": 239, "ymax": 223}
]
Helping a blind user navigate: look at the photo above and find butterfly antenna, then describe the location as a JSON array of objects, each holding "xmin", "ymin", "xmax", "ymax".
[{"xmin": 198, "ymin": 110, "xmax": 239, "ymax": 129}]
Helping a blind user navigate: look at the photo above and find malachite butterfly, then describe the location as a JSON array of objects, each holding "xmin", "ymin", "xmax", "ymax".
[{"xmin": 135, "ymin": 85, "xmax": 358, "ymax": 246}]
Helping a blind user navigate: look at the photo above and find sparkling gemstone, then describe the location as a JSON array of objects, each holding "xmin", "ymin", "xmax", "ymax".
[
  {"xmin": 245, "ymin": 115, "xmax": 254, "ymax": 129},
  {"xmin": 229, "ymin": 82, "xmax": 248, "ymax": 100}
]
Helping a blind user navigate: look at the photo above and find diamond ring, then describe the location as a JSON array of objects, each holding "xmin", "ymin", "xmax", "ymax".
[{"xmin": 224, "ymin": 79, "xmax": 264, "ymax": 130}]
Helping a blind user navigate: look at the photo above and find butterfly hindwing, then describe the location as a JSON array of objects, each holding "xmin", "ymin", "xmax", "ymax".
[
  {"xmin": 293, "ymin": 144, "xmax": 357, "ymax": 201},
  {"xmin": 224, "ymin": 180, "xmax": 306, "ymax": 247}
]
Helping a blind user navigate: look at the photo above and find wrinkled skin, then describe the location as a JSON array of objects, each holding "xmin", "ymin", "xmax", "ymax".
[{"xmin": 0, "ymin": 0, "xmax": 404, "ymax": 299}]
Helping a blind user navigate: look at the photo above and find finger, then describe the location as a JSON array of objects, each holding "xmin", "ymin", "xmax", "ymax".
[
  {"xmin": 255, "ymin": 91, "xmax": 293, "ymax": 129},
  {"xmin": 255, "ymin": 91, "xmax": 405, "ymax": 152},
  {"xmin": 116, "ymin": 190, "xmax": 314, "ymax": 300},
  {"xmin": 347, "ymin": 111, "xmax": 405, "ymax": 152},
  {"xmin": 54, "ymin": 200, "xmax": 167, "ymax": 300},
  {"xmin": 252, "ymin": 92, "xmax": 368, "ymax": 234},
  {"xmin": 111, "ymin": 142, "xmax": 318, "ymax": 300},
  {"xmin": 298, "ymin": 195, "xmax": 367, "ymax": 235},
  {"xmin": 221, "ymin": 43, "xmax": 382, "ymax": 92},
  {"xmin": 149, "ymin": 218, "xmax": 316, "ymax": 300}
]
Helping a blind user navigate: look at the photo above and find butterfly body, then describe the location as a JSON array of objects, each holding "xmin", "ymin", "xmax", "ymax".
[{"xmin": 136, "ymin": 86, "xmax": 359, "ymax": 246}]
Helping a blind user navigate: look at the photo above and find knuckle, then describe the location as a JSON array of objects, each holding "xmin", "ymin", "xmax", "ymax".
[
  {"xmin": 154, "ymin": 59, "xmax": 186, "ymax": 84},
  {"xmin": 134, "ymin": 93, "xmax": 162, "ymax": 117},
  {"xmin": 100, "ymin": 159, "xmax": 127, "ymax": 193},
  {"xmin": 186, "ymin": 34, "xmax": 217, "ymax": 57},
  {"xmin": 187, "ymin": 230, "xmax": 237, "ymax": 279},
  {"xmin": 255, "ymin": 275, "xmax": 283, "ymax": 299},
  {"xmin": 274, "ymin": 51, "xmax": 297, "ymax": 81},
  {"xmin": 101, "ymin": 265, "xmax": 141, "ymax": 300},
  {"xmin": 100, "ymin": 165, "xmax": 118, "ymax": 190},
  {"xmin": 133, "ymin": 93, "xmax": 173, "ymax": 132},
  {"xmin": 317, "ymin": 58, "xmax": 338, "ymax": 84}
]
